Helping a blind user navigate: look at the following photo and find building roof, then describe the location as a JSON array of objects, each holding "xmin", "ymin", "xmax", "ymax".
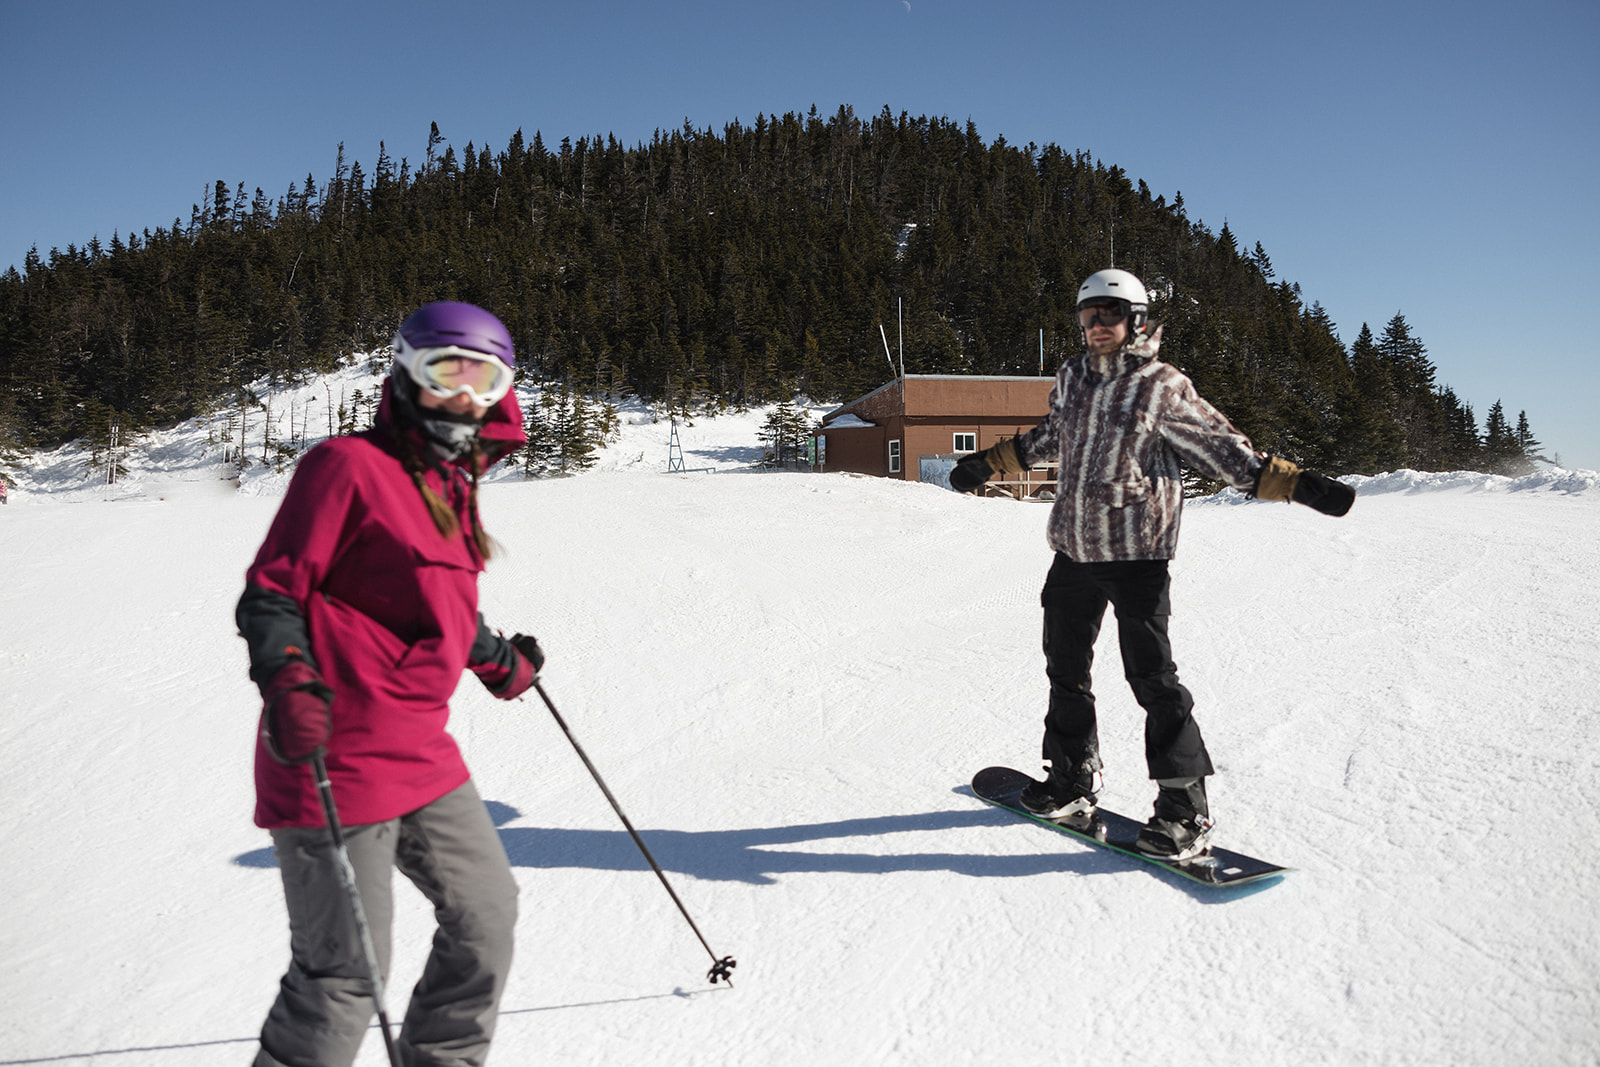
[{"xmin": 823, "ymin": 374, "xmax": 1055, "ymax": 424}]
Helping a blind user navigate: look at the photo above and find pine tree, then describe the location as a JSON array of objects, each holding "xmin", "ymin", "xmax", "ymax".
[
  {"xmin": 758, "ymin": 398, "xmax": 811, "ymax": 467},
  {"xmin": 1514, "ymin": 410, "xmax": 1547, "ymax": 470},
  {"xmin": 0, "ymin": 385, "xmax": 30, "ymax": 478},
  {"xmin": 1251, "ymin": 242, "xmax": 1274, "ymax": 280},
  {"xmin": 82, "ymin": 401, "xmax": 137, "ymax": 484},
  {"xmin": 1436, "ymin": 386, "xmax": 1481, "ymax": 471},
  {"xmin": 1375, "ymin": 313, "xmax": 1447, "ymax": 469},
  {"xmin": 517, "ymin": 388, "xmax": 552, "ymax": 477},
  {"xmin": 1481, "ymin": 401, "xmax": 1520, "ymax": 475},
  {"xmin": 1336, "ymin": 324, "xmax": 1407, "ymax": 474},
  {"xmin": 547, "ymin": 383, "xmax": 598, "ymax": 474}
]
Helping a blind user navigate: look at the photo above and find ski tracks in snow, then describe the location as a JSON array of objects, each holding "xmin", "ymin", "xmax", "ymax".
[{"xmin": 4, "ymin": 468, "xmax": 1600, "ymax": 1065}]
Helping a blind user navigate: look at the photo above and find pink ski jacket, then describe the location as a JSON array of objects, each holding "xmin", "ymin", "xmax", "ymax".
[
  {"xmin": 1016, "ymin": 327, "xmax": 1263, "ymax": 562},
  {"xmin": 238, "ymin": 379, "xmax": 526, "ymax": 828}
]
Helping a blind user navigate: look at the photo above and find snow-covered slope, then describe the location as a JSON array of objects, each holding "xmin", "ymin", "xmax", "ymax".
[
  {"xmin": 2, "ymin": 372, "xmax": 1597, "ymax": 1065},
  {"xmin": 0, "ymin": 362, "xmax": 835, "ymax": 505}
]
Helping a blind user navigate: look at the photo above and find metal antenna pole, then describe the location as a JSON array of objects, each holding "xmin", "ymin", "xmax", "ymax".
[
  {"xmin": 897, "ymin": 297, "xmax": 904, "ymax": 378},
  {"xmin": 879, "ymin": 324, "xmax": 896, "ymax": 378}
]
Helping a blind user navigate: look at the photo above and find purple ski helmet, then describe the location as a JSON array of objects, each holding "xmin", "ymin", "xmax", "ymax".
[
  {"xmin": 395, "ymin": 301, "xmax": 515, "ymax": 365},
  {"xmin": 392, "ymin": 301, "xmax": 517, "ymax": 407}
]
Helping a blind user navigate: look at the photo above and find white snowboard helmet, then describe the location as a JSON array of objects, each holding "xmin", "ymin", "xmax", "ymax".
[{"xmin": 1076, "ymin": 268, "xmax": 1150, "ymax": 342}]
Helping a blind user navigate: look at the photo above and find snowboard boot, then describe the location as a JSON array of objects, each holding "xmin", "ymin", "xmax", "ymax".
[
  {"xmin": 1018, "ymin": 764, "xmax": 1101, "ymax": 819},
  {"xmin": 1135, "ymin": 776, "xmax": 1213, "ymax": 860}
]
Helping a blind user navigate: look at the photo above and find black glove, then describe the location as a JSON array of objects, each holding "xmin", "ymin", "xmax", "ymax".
[
  {"xmin": 1253, "ymin": 455, "xmax": 1355, "ymax": 518},
  {"xmin": 1293, "ymin": 470, "xmax": 1356, "ymax": 517},
  {"xmin": 509, "ymin": 633, "xmax": 546, "ymax": 673},
  {"xmin": 480, "ymin": 633, "xmax": 545, "ymax": 701},
  {"xmin": 948, "ymin": 451, "xmax": 995, "ymax": 493}
]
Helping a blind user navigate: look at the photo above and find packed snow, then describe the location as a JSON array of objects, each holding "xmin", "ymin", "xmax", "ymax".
[{"xmin": 2, "ymin": 364, "xmax": 1598, "ymax": 1066}]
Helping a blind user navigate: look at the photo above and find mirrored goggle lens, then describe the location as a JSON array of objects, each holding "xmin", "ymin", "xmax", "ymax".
[
  {"xmin": 1078, "ymin": 303, "xmax": 1128, "ymax": 328},
  {"xmin": 419, "ymin": 351, "xmax": 512, "ymax": 402}
]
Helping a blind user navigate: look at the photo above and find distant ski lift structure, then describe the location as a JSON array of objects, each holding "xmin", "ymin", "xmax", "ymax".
[
  {"xmin": 667, "ymin": 419, "xmax": 686, "ymax": 472},
  {"xmin": 664, "ymin": 417, "xmax": 718, "ymax": 474}
]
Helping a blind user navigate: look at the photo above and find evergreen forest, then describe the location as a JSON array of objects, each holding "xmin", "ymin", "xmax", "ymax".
[{"xmin": 0, "ymin": 105, "xmax": 1546, "ymax": 478}]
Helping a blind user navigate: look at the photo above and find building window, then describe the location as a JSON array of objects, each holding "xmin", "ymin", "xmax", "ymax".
[
  {"xmin": 953, "ymin": 433, "xmax": 977, "ymax": 452},
  {"xmin": 888, "ymin": 439, "xmax": 902, "ymax": 473}
]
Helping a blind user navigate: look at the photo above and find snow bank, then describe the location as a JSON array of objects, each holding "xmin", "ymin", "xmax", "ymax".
[{"xmin": 1349, "ymin": 466, "xmax": 1600, "ymax": 496}]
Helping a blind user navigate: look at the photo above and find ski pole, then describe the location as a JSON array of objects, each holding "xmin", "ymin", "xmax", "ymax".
[
  {"xmin": 310, "ymin": 752, "xmax": 403, "ymax": 1067},
  {"xmin": 529, "ymin": 677, "xmax": 737, "ymax": 986}
]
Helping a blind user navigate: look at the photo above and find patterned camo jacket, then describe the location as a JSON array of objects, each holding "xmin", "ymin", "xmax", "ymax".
[{"xmin": 1015, "ymin": 327, "xmax": 1264, "ymax": 562}]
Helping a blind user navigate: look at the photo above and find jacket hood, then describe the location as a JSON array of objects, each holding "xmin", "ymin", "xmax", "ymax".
[{"xmin": 376, "ymin": 372, "xmax": 527, "ymax": 468}]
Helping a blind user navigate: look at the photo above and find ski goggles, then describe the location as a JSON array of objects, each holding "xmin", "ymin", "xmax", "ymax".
[
  {"xmin": 1078, "ymin": 301, "xmax": 1130, "ymax": 328},
  {"xmin": 394, "ymin": 342, "xmax": 515, "ymax": 407}
]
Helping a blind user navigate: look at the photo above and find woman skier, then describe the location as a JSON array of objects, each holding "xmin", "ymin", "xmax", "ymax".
[{"xmin": 237, "ymin": 301, "xmax": 543, "ymax": 1067}]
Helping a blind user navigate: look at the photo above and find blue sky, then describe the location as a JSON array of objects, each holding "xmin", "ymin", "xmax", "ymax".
[{"xmin": 4, "ymin": 0, "xmax": 1597, "ymax": 467}]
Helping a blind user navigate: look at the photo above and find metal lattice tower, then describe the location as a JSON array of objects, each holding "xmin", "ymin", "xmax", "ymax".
[{"xmin": 667, "ymin": 419, "xmax": 686, "ymax": 472}]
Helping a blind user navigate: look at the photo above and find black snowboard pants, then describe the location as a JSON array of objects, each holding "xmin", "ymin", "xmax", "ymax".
[{"xmin": 1040, "ymin": 554, "xmax": 1214, "ymax": 782}]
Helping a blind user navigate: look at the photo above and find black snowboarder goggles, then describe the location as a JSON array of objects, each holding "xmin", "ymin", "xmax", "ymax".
[{"xmin": 1078, "ymin": 301, "xmax": 1130, "ymax": 328}]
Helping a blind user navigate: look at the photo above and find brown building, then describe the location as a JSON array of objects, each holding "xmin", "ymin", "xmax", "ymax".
[{"xmin": 817, "ymin": 374, "xmax": 1058, "ymax": 495}]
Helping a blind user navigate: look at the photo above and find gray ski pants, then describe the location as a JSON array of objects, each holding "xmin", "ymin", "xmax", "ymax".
[{"xmin": 253, "ymin": 778, "xmax": 518, "ymax": 1067}]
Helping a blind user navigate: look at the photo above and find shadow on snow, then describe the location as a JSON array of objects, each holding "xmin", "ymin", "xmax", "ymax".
[{"xmin": 235, "ymin": 798, "xmax": 1136, "ymax": 883}]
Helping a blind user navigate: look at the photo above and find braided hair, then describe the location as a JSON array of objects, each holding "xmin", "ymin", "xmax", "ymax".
[{"xmin": 388, "ymin": 376, "xmax": 499, "ymax": 561}]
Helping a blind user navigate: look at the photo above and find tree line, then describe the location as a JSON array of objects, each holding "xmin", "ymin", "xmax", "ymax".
[{"xmin": 0, "ymin": 104, "xmax": 1547, "ymax": 479}]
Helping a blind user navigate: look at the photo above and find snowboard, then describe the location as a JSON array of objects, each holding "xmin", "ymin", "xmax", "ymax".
[{"xmin": 970, "ymin": 766, "xmax": 1288, "ymax": 889}]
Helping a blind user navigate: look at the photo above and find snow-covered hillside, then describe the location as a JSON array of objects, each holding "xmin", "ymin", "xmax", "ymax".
[
  {"xmin": 2, "ymin": 371, "xmax": 1597, "ymax": 1065},
  {"xmin": 0, "ymin": 361, "xmax": 835, "ymax": 505}
]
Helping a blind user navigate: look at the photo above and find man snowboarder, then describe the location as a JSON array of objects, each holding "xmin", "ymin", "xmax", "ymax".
[{"xmin": 949, "ymin": 267, "xmax": 1354, "ymax": 859}]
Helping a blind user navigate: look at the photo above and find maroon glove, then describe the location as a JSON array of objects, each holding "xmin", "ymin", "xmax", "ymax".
[{"xmin": 261, "ymin": 659, "xmax": 333, "ymax": 764}]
